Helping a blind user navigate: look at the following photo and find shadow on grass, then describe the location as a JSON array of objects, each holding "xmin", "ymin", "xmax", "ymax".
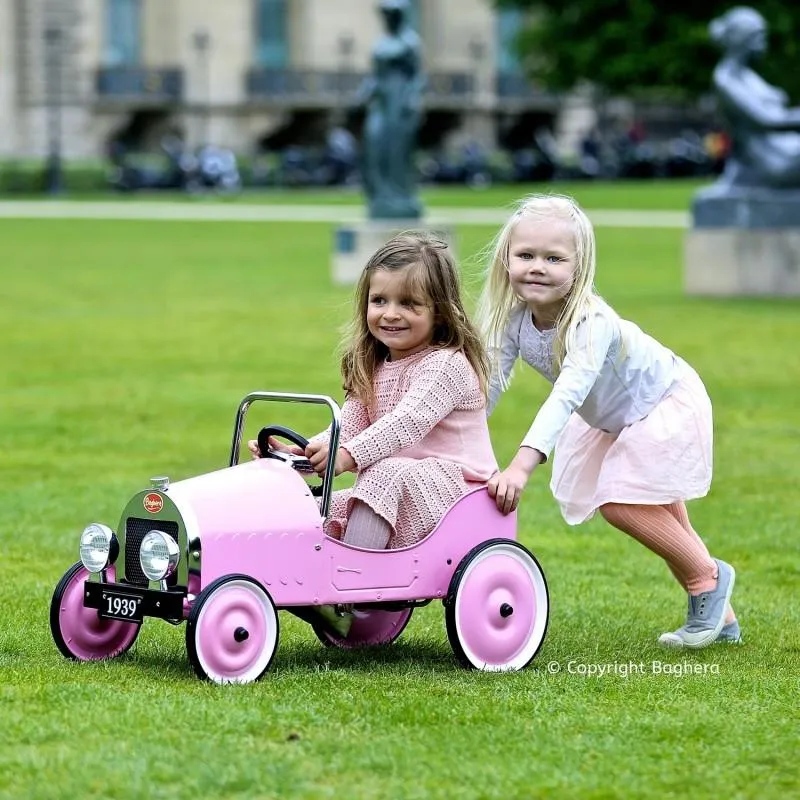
[
  {"xmin": 122, "ymin": 636, "xmax": 460, "ymax": 682},
  {"xmin": 277, "ymin": 637, "xmax": 458, "ymax": 672},
  {"xmin": 11, "ymin": 610, "xmax": 465, "ymax": 683}
]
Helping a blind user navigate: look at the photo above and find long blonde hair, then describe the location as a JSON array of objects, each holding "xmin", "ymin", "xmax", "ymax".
[
  {"xmin": 342, "ymin": 232, "xmax": 490, "ymax": 407},
  {"xmin": 476, "ymin": 194, "xmax": 603, "ymax": 388}
]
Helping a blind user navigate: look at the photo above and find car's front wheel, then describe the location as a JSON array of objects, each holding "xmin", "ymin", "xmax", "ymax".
[
  {"xmin": 50, "ymin": 562, "xmax": 141, "ymax": 661},
  {"xmin": 186, "ymin": 575, "xmax": 279, "ymax": 684}
]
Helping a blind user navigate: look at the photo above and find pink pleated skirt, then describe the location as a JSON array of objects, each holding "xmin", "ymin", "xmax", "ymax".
[{"xmin": 550, "ymin": 365, "xmax": 713, "ymax": 525}]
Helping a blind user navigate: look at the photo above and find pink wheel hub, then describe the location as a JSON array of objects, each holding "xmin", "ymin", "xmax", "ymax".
[
  {"xmin": 192, "ymin": 579, "xmax": 277, "ymax": 683},
  {"xmin": 457, "ymin": 554, "xmax": 535, "ymax": 664},
  {"xmin": 53, "ymin": 565, "xmax": 140, "ymax": 661}
]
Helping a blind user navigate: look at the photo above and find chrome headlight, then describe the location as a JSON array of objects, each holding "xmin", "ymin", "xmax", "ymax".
[
  {"xmin": 139, "ymin": 530, "xmax": 180, "ymax": 582},
  {"xmin": 79, "ymin": 523, "xmax": 115, "ymax": 573}
]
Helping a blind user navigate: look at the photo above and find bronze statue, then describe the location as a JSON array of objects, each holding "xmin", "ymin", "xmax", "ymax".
[
  {"xmin": 358, "ymin": 0, "xmax": 425, "ymax": 219},
  {"xmin": 704, "ymin": 6, "xmax": 800, "ymax": 194}
]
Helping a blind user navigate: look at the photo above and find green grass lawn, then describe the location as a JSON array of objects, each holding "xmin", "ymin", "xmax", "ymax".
[
  {"xmin": 233, "ymin": 179, "xmax": 709, "ymax": 210},
  {"xmin": 3, "ymin": 177, "xmax": 709, "ymax": 211},
  {"xmin": 1, "ymin": 211, "xmax": 798, "ymax": 799}
]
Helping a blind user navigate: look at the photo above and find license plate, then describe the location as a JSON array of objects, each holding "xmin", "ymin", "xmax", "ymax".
[{"xmin": 98, "ymin": 590, "xmax": 144, "ymax": 622}]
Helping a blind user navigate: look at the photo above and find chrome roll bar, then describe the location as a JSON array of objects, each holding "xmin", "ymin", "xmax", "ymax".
[{"xmin": 229, "ymin": 391, "xmax": 342, "ymax": 518}]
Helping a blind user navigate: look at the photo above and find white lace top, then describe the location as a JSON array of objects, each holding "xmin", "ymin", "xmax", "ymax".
[{"xmin": 488, "ymin": 302, "xmax": 684, "ymax": 459}]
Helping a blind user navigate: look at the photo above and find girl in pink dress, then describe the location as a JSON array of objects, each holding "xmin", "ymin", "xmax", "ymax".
[
  {"xmin": 476, "ymin": 194, "xmax": 739, "ymax": 650},
  {"xmin": 253, "ymin": 232, "xmax": 497, "ymax": 552}
]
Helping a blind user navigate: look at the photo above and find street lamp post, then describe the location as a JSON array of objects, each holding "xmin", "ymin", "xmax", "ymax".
[
  {"xmin": 468, "ymin": 36, "xmax": 486, "ymax": 110},
  {"xmin": 337, "ymin": 33, "xmax": 355, "ymax": 108},
  {"xmin": 44, "ymin": 25, "xmax": 64, "ymax": 195},
  {"xmin": 193, "ymin": 29, "xmax": 211, "ymax": 147},
  {"xmin": 467, "ymin": 36, "xmax": 488, "ymax": 151}
]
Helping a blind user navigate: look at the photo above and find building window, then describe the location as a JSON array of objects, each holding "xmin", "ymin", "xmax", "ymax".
[
  {"xmin": 407, "ymin": 0, "xmax": 421, "ymax": 33},
  {"xmin": 255, "ymin": 0, "xmax": 288, "ymax": 68},
  {"xmin": 104, "ymin": 0, "xmax": 141, "ymax": 65},
  {"xmin": 497, "ymin": 8, "xmax": 523, "ymax": 74}
]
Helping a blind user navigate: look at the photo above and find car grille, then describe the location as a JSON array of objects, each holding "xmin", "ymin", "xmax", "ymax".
[{"xmin": 124, "ymin": 517, "xmax": 180, "ymax": 586}]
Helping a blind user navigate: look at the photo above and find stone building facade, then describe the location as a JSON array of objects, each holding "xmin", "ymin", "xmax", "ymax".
[{"xmin": 0, "ymin": 0, "xmax": 592, "ymax": 159}]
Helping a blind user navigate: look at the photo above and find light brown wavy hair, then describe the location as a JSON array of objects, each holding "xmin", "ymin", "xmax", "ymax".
[{"xmin": 341, "ymin": 232, "xmax": 489, "ymax": 408}]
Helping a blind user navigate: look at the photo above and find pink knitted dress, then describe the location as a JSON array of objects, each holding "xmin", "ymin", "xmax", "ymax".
[{"xmin": 321, "ymin": 346, "xmax": 498, "ymax": 549}]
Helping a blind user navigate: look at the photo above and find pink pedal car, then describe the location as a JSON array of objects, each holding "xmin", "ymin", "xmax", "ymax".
[{"xmin": 50, "ymin": 392, "xmax": 550, "ymax": 683}]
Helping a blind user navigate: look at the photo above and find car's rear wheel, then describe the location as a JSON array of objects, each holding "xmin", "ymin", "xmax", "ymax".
[
  {"xmin": 445, "ymin": 540, "xmax": 549, "ymax": 671},
  {"xmin": 186, "ymin": 575, "xmax": 279, "ymax": 684},
  {"xmin": 312, "ymin": 607, "xmax": 413, "ymax": 649},
  {"xmin": 50, "ymin": 562, "xmax": 141, "ymax": 661}
]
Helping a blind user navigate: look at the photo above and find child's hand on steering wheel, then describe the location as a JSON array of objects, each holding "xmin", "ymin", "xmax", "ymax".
[{"xmin": 247, "ymin": 437, "xmax": 305, "ymax": 460}]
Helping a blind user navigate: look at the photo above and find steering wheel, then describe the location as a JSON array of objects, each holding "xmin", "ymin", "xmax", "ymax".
[
  {"xmin": 256, "ymin": 425, "xmax": 323, "ymax": 497},
  {"xmin": 257, "ymin": 425, "xmax": 308, "ymax": 457}
]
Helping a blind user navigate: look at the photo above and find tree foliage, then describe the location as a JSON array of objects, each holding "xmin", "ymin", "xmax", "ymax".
[{"xmin": 497, "ymin": 0, "xmax": 800, "ymax": 100}]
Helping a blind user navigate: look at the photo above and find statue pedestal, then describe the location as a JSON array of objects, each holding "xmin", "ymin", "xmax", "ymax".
[
  {"xmin": 332, "ymin": 222, "xmax": 456, "ymax": 285},
  {"xmin": 685, "ymin": 193, "xmax": 800, "ymax": 296},
  {"xmin": 685, "ymin": 228, "xmax": 800, "ymax": 296}
]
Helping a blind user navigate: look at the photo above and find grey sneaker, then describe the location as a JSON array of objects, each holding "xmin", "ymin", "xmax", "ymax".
[
  {"xmin": 659, "ymin": 619, "xmax": 743, "ymax": 648},
  {"xmin": 657, "ymin": 559, "xmax": 736, "ymax": 649},
  {"xmin": 717, "ymin": 620, "xmax": 743, "ymax": 644}
]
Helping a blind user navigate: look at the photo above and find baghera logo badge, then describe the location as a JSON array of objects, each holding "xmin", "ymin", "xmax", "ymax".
[{"xmin": 143, "ymin": 493, "xmax": 164, "ymax": 514}]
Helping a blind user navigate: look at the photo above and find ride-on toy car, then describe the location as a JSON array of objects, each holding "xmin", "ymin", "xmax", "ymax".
[{"xmin": 50, "ymin": 392, "xmax": 549, "ymax": 683}]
